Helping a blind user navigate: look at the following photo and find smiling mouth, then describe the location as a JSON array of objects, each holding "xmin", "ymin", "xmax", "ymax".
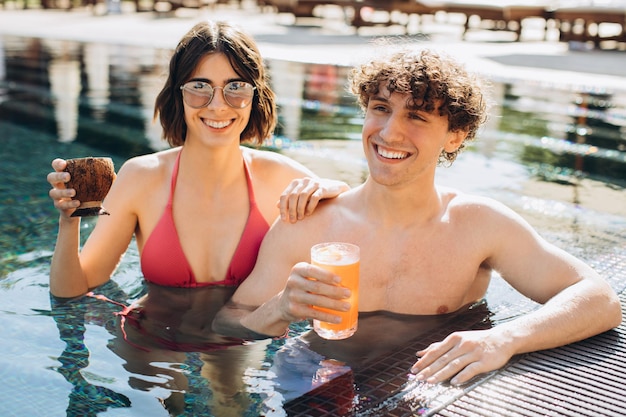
[
  {"xmin": 375, "ymin": 144, "xmax": 410, "ymax": 160},
  {"xmin": 203, "ymin": 119, "xmax": 233, "ymax": 129}
]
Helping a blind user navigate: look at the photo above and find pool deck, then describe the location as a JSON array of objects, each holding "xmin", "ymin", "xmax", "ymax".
[{"xmin": 1, "ymin": 3, "xmax": 625, "ymax": 416}]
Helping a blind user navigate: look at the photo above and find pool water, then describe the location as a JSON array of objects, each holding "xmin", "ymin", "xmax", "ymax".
[{"xmin": 1, "ymin": 34, "xmax": 625, "ymax": 416}]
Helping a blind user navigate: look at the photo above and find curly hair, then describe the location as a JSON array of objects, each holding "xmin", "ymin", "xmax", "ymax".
[
  {"xmin": 349, "ymin": 48, "xmax": 488, "ymax": 165},
  {"xmin": 153, "ymin": 21, "xmax": 276, "ymax": 147}
]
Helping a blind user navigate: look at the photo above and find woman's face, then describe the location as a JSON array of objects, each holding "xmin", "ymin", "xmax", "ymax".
[{"xmin": 181, "ymin": 52, "xmax": 253, "ymax": 149}]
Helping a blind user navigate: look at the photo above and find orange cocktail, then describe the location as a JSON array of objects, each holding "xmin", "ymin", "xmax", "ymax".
[{"xmin": 311, "ymin": 242, "xmax": 360, "ymax": 340}]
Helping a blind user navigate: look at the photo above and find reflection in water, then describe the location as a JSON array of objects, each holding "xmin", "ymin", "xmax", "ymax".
[
  {"xmin": 503, "ymin": 81, "xmax": 626, "ymax": 183},
  {"xmin": 1, "ymin": 34, "xmax": 624, "ymax": 188},
  {"xmin": 51, "ymin": 293, "xmax": 132, "ymax": 416},
  {"xmin": 49, "ymin": 57, "xmax": 80, "ymax": 142},
  {"xmin": 0, "ymin": 36, "xmax": 168, "ymax": 155},
  {"xmin": 50, "ymin": 282, "xmax": 273, "ymax": 416},
  {"xmin": 271, "ymin": 60, "xmax": 306, "ymax": 141},
  {"xmin": 48, "ymin": 275, "xmax": 494, "ymax": 416},
  {"xmin": 0, "ymin": 37, "xmax": 5, "ymax": 83},
  {"xmin": 84, "ymin": 42, "xmax": 111, "ymax": 121},
  {"xmin": 305, "ymin": 64, "xmax": 340, "ymax": 116},
  {"xmin": 139, "ymin": 70, "xmax": 170, "ymax": 151}
]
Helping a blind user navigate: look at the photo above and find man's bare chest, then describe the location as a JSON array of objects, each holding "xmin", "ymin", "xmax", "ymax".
[{"xmin": 356, "ymin": 243, "xmax": 489, "ymax": 314}]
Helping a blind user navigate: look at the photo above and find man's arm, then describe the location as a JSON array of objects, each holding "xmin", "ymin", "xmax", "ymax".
[
  {"xmin": 411, "ymin": 199, "xmax": 622, "ymax": 385},
  {"xmin": 213, "ymin": 211, "xmax": 352, "ymax": 339},
  {"xmin": 213, "ymin": 299, "xmax": 286, "ymax": 339},
  {"xmin": 214, "ymin": 260, "xmax": 352, "ymax": 339},
  {"xmin": 411, "ymin": 266, "xmax": 620, "ymax": 385},
  {"xmin": 212, "ymin": 216, "xmax": 307, "ymax": 338}
]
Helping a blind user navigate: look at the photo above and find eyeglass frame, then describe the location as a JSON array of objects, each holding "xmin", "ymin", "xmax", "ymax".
[{"xmin": 179, "ymin": 80, "xmax": 257, "ymax": 109}]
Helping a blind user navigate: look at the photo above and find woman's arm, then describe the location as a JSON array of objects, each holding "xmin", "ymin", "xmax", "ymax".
[{"xmin": 48, "ymin": 158, "xmax": 142, "ymax": 298}]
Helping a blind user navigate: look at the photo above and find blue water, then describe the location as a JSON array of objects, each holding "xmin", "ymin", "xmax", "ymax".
[{"xmin": 1, "ymin": 33, "xmax": 626, "ymax": 416}]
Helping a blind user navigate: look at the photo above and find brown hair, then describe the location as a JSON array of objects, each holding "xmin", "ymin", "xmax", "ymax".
[
  {"xmin": 349, "ymin": 48, "xmax": 488, "ymax": 165},
  {"xmin": 154, "ymin": 21, "xmax": 276, "ymax": 147}
]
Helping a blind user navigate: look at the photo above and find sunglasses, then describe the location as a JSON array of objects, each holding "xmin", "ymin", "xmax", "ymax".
[{"xmin": 180, "ymin": 80, "xmax": 256, "ymax": 109}]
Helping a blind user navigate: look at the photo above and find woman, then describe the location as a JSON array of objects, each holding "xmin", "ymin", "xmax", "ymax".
[{"xmin": 47, "ymin": 20, "xmax": 348, "ymax": 299}]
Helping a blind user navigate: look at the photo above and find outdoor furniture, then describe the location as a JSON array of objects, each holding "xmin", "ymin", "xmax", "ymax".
[
  {"xmin": 441, "ymin": 1, "xmax": 554, "ymax": 40},
  {"xmin": 263, "ymin": 0, "xmax": 554, "ymax": 37},
  {"xmin": 0, "ymin": 0, "xmax": 77, "ymax": 9},
  {"xmin": 552, "ymin": 6, "xmax": 626, "ymax": 47},
  {"xmin": 348, "ymin": 0, "xmax": 443, "ymax": 29},
  {"xmin": 264, "ymin": 0, "xmax": 445, "ymax": 29},
  {"xmin": 263, "ymin": 0, "xmax": 330, "ymax": 17}
]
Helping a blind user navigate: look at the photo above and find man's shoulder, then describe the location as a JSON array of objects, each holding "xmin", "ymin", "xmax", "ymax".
[
  {"xmin": 442, "ymin": 186, "xmax": 499, "ymax": 207},
  {"xmin": 443, "ymin": 187, "xmax": 521, "ymax": 226},
  {"xmin": 268, "ymin": 188, "xmax": 357, "ymax": 240}
]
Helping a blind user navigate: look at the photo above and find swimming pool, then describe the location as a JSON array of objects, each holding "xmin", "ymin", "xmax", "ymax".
[{"xmin": 1, "ymin": 31, "xmax": 626, "ymax": 416}]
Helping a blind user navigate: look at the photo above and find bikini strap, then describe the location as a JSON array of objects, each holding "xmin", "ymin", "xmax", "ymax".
[
  {"xmin": 168, "ymin": 150, "xmax": 182, "ymax": 206},
  {"xmin": 242, "ymin": 157, "xmax": 257, "ymax": 206}
]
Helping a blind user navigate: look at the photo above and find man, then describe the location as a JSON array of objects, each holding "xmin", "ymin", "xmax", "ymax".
[{"xmin": 213, "ymin": 48, "xmax": 621, "ymax": 386}]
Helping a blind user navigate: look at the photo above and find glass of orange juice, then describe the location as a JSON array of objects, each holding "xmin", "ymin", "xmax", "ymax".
[{"xmin": 311, "ymin": 242, "xmax": 360, "ymax": 340}]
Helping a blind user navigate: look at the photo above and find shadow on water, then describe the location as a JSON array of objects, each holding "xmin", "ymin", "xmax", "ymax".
[{"xmin": 1, "ymin": 34, "xmax": 626, "ymax": 416}]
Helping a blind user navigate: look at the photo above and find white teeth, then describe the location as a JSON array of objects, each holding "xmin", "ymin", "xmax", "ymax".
[
  {"xmin": 377, "ymin": 146, "xmax": 408, "ymax": 159},
  {"xmin": 204, "ymin": 120, "xmax": 231, "ymax": 129}
]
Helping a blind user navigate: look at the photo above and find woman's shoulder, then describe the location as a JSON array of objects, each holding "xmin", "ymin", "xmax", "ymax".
[
  {"xmin": 115, "ymin": 148, "xmax": 180, "ymax": 187},
  {"xmin": 242, "ymin": 146, "xmax": 314, "ymax": 177},
  {"xmin": 119, "ymin": 148, "xmax": 179, "ymax": 174}
]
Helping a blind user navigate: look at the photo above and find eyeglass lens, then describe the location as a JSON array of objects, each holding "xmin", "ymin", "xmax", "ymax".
[{"xmin": 180, "ymin": 81, "xmax": 255, "ymax": 109}]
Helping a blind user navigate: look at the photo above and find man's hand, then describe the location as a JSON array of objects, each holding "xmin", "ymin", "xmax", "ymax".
[
  {"xmin": 223, "ymin": 262, "xmax": 353, "ymax": 339},
  {"xmin": 410, "ymin": 328, "xmax": 514, "ymax": 386},
  {"xmin": 275, "ymin": 262, "xmax": 352, "ymax": 324}
]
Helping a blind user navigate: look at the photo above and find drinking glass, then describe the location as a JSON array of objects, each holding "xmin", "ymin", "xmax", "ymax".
[{"xmin": 311, "ymin": 242, "xmax": 360, "ymax": 340}]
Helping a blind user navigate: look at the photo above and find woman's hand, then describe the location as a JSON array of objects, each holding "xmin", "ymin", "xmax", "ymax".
[
  {"xmin": 278, "ymin": 177, "xmax": 349, "ymax": 223},
  {"xmin": 47, "ymin": 158, "xmax": 80, "ymax": 219}
]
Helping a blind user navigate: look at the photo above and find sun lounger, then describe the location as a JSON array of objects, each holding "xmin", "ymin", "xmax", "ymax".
[
  {"xmin": 264, "ymin": 0, "xmax": 445, "ymax": 28},
  {"xmin": 262, "ymin": 0, "xmax": 626, "ymax": 48},
  {"xmin": 349, "ymin": 0, "xmax": 444, "ymax": 28},
  {"xmin": 552, "ymin": 6, "xmax": 626, "ymax": 47},
  {"xmin": 441, "ymin": 1, "xmax": 553, "ymax": 40}
]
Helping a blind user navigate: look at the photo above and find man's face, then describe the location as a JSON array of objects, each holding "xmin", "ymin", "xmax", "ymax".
[{"xmin": 361, "ymin": 85, "xmax": 464, "ymax": 187}]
